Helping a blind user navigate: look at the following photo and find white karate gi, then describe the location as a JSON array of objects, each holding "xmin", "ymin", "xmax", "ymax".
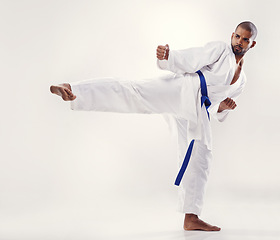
[{"xmin": 70, "ymin": 41, "xmax": 246, "ymax": 216}]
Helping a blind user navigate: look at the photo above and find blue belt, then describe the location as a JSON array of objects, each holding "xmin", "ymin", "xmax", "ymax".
[{"xmin": 174, "ymin": 70, "xmax": 211, "ymax": 186}]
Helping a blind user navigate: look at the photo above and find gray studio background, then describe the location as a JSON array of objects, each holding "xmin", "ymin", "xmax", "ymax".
[{"xmin": 1, "ymin": 0, "xmax": 279, "ymax": 239}]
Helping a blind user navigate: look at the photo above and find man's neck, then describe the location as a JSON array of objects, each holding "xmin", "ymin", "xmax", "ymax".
[{"xmin": 235, "ymin": 55, "xmax": 244, "ymax": 64}]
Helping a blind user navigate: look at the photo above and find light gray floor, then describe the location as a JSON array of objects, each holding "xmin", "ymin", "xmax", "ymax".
[{"xmin": 1, "ymin": 194, "xmax": 279, "ymax": 240}]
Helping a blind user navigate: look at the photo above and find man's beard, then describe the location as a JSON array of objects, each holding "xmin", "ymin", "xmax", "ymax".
[{"xmin": 231, "ymin": 44, "xmax": 244, "ymax": 56}]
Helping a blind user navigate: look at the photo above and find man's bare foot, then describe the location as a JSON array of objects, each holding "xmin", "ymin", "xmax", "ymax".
[
  {"xmin": 184, "ymin": 214, "xmax": 221, "ymax": 231},
  {"xmin": 50, "ymin": 83, "xmax": 76, "ymax": 101}
]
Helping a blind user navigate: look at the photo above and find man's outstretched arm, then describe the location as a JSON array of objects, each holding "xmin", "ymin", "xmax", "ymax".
[{"xmin": 156, "ymin": 41, "xmax": 227, "ymax": 74}]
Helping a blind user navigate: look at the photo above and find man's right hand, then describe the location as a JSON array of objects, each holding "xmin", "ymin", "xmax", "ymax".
[{"xmin": 157, "ymin": 44, "xmax": 169, "ymax": 60}]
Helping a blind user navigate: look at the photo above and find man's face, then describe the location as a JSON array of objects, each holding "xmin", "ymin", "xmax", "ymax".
[{"xmin": 231, "ymin": 26, "xmax": 256, "ymax": 56}]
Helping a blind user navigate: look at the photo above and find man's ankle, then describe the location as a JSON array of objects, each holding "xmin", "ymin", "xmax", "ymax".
[{"xmin": 185, "ymin": 213, "xmax": 198, "ymax": 220}]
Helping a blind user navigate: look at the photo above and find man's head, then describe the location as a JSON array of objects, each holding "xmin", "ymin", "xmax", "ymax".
[{"xmin": 231, "ymin": 21, "xmax": 257, "ymax": 56}]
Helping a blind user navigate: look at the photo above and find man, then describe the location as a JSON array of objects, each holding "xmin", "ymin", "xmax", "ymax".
[{"xmin": 50, "ymin": 21, "xmax": 257, "ymax": 231}]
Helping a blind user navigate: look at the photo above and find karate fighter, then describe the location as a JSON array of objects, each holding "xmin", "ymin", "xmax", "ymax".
[{"xmin": 50, "ymin": 21, "xmax": 257, "ymax": 231}]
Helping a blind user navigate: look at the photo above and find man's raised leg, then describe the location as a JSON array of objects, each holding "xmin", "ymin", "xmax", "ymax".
[{"xmin": 55, "ymin": 76, "xmax": 191, "ymax": 115}]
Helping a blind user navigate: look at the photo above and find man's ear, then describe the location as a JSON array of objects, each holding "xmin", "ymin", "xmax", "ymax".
[
  {"xmin": 250, "ymin": 41, "xmax": 256, "ymax": 49},
  {"xmin": 231, "ymin": 32, "xmax": 234, "ymax": 40}
]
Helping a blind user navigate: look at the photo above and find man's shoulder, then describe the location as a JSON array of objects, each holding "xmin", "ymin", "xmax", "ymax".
[
  {"xmin": 205, "ymin": 41, "xmax": 229, "ymax": 50},
  {"xmin": 203, "ymin": 41, "xmax": 232, "ymax": 57}
]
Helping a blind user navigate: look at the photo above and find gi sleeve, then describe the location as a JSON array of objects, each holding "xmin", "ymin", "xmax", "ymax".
[
  {"xmin": 209, "ymin": 72, "xmax": 247, "ymax": 122},
  {"xmin": 157, "ymin": 41, "xmax": 227, "ymax": 74}
]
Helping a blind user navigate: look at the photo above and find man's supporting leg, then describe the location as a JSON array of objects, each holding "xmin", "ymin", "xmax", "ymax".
[{"xmin": 174, "ymin": 118, "xmax": 221, "ymax": 231}]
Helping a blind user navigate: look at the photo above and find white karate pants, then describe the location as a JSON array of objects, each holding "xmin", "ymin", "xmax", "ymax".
[{"xmin": 70, "ymin": 76, "xmax": 212, "ymax": 216}]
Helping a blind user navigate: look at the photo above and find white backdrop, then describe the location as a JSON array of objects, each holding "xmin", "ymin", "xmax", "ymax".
[{"xmin": 1, "ymin": 0, "xmax": 280, "ymax": 239}]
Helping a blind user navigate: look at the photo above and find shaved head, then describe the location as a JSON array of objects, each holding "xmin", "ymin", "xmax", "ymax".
[{"xmin": 235, "ymin": 21, "xmax": 258, "ymax": 40}]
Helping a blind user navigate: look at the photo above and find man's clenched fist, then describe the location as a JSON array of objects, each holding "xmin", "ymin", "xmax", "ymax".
[
  {"xmin": 157, "ymin": 44, "xmax": 169, "ymax": 60},
  {"xmin": 218, "ymin": 98, "xmax": 237, "ymax": 113}
]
